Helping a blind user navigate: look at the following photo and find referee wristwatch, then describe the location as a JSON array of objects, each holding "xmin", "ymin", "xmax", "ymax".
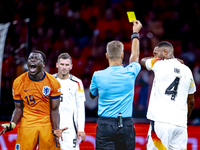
[{"xmin": 131, "ymin": 32, "xmax": 140, "ymax": 40}]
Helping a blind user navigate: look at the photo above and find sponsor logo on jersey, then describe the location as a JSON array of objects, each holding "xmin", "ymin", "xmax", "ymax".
[
  {"xmin": 43, "ymin": 86, "xmax": 51, "ymax": 96},
  {"xmin": 58, "ymin": 88, "xmax": 61, "ymax": 92},
  {"xmin": 24, "ymin": 89, "xmax": 30, "ymax": 92},
  {"xmin": 174, "ymin": 68, "xmax": 180, "ymax": 73}
]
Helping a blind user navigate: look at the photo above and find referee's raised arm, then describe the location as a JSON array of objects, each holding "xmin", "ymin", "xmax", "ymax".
[{"xmin": 129, "ymin": 20, "xmax": 142, "ymax": 63}]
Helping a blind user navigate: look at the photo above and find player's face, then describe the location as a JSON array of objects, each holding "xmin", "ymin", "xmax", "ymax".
[
  {"xmin": 57, "ymin": 58, "xmax": 72, "ymax": 76},
  {"xmin": 153, "ymin": 46, "xmax": 164, "ymax": 59},
  {"xmin": 27, "ymin": 53, "xmax": 44, "ymax": 76}
]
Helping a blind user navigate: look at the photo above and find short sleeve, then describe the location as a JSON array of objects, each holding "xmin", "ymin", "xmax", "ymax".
[
  {"xmin": 12, "ymin": 77, "xmax": 23, "ymax": 103},
  {"xmin": 127, "ymin": 62, "xmax": 141, "ymax": 76},
  {"xmin": 90, "ymin": 72, "xmax": 98, "ymax": 97},
  {"xmin": 146, "ymin": 58, "xmax": 162, "ymax": 71},
  {"xmin": 188, "ymin": 78, "xmax": 196, "ymax": 94},
  {"xmin": 51, "ymin": 79, "xmax": 61, "ymax": 99},
  {"xmin": 76, "ymin": 79, "xmax": 86, "ymax": 102}
]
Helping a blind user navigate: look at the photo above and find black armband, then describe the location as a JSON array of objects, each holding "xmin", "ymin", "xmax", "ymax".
[
  {"xmin": 131, "ymin": 32, "xmax": 140, "ymax": 40},
  {"xmin": 52, "ymin": 130, "xmax": 58, "ymax": 137}
]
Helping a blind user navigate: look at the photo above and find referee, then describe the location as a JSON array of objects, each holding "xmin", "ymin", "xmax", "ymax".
[{"xmin": 89, "ymin": 20, "xmax": 142, "ymax": 150}]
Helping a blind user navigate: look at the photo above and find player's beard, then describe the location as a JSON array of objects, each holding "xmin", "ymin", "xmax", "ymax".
[{"xmin": 61, "ymin": 69, "xmax": 70, "ymax": 77}]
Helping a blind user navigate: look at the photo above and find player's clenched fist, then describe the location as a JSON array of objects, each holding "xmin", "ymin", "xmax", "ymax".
[{"xmin": 0, "ymin": 122, "xmax": 16, "ymax": 135}]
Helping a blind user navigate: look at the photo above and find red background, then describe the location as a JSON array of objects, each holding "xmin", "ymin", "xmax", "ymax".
[{"xmin": 0, "ymin": 122, "xmax": 200, "ymax": 150}]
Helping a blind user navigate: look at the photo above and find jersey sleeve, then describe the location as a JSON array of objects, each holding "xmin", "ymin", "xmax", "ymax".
[
  {"xmin": 12, "ymin": 77, "xmax": 23, "ymax": 103},
  {"xmin": 75, "ymin": 79, "xmax": 86, "ymax": 102},
  {"xmin": 145, "ymin": 58, "xmax": 162, "ymax": 71},
  {"xmin": 185, "ymin": 67, "xmax": 196, "ymax": 94},
  {"xmin": 75, "ymin": 79, "xmax": 86, "ymax": 131},
  {"xmin": 188, "ymin": 79, "xmax": 196, "ymax": 94},
  {"xmin": 90, "ymin": 72, "xmax": 98, "ymax": 97},
  {"xmin": 127, "ymin": 62, "xmax": 141, "ymax": 76},
  {"xmin": 51, "ymin": 79, "xmax": 61, "ymax": 99},
  {"xmin": 70, "ymin": 78, "xmax": 85, "ymax": 131}
]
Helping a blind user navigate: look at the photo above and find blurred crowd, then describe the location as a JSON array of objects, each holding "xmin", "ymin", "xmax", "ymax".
[{"xmin": 0, "ymin": 0, "xmax": 200, "ymax": 123}]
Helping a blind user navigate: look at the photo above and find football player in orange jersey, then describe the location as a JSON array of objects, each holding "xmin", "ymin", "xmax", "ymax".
[{"xmin": 0, "ymin": 50, "xmax": 67, "ymax": 150}]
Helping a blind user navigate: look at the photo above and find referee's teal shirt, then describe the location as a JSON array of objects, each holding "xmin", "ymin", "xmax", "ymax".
[{"xmin": 90, "ymin": 62, "xmax": 141, "ymax": 118}]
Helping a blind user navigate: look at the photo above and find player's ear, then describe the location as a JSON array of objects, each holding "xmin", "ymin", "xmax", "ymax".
[
  {"xmin": 56, "ymin": 62, "xmax": 58, "ymax": 68},
  {"xmin": 163, "ymin": 49, "xmax": 168, "ymax": 57},
  {"xmin": 106, "ymin": 53, "xmax": 109, "ymax": 60},
  {"xmin": 163, "ymin": 49, "xmax": 167, "ymax": 54},
  {"xmin": 70, "ymin": 64, "xmax": 73, "ymax": 70},
  {"xmin": 121, "ymin": 52, "xmax": 124, "ymax": 59}
]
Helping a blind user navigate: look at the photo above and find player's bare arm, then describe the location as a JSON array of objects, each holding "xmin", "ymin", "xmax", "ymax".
[
  {"xmin": 11, "ymin": 101, "xmax": 23, "ymax": 124},
  {"xmin": 187, "ymin": 94, "xmax": 194, "ymax": 120},
  {"xmin": 129, "ymin": 20, "xmax": 142, "ymax": 63},
  {"xmin": 140, "ymin": 57, "xmax": 153, "ymax": 67},
  {"xmin": 141, "ymin": 56, "xmax": 183, "ymax": 67},
  {"xmin": 51, "ymin": 97, "xmax": 68, "ymax": 141},
  {"xmin": 51, "ymin": 97, "xmax": 60, "ymax": 131},
  {"xmin": 176, "ymin": 58, "xmax": 184, "ymax": 64},
  {"xmin": 0, "ymin": 102, "xmax": 23, "ymax": 135}
]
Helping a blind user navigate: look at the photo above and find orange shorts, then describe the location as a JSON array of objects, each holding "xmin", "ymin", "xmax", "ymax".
[{"xmin": 15, "ymin": 125, "xmax": 60, "ymax": 150}]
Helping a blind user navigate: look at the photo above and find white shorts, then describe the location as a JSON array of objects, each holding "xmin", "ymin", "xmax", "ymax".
[
  {"xmin": 59, "ymin": 128, "xmax": 79, "ymax": 150},
  {"xmin": 147, "ymin": 121, "xmax": 187, "ymax": 150}
]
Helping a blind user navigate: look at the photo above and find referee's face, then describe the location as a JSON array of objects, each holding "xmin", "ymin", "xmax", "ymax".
[{"xmin": 56, "ymin": 58, "xmax": 72, "ymax": 76}]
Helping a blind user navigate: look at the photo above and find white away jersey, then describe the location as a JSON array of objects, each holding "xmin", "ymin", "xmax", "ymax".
[
  {"xmin": 146, "ymin": 58, "xmax": 196, "ymax": 127},
  {"xmin": 54, "ymin": 74, "xmax": 86, "ymax": 131}
]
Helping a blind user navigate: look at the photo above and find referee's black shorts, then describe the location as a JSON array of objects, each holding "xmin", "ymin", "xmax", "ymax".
[{"xmin": 96, "ymin": 117, "xmax": 135, "ymax": 150}]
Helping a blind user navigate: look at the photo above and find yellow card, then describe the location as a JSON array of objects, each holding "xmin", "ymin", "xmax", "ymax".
[{"xmin": 127, "ymin": 11, "xmax": 136, "ymax": 22}]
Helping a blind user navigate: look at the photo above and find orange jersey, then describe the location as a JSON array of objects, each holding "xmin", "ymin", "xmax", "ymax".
[{"xmin": 12, "ymin": 71, "xmax": 61, "ymax": 127}]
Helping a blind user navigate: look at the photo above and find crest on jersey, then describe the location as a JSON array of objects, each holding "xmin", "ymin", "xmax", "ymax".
[
  {"xmin": 15, "ymin": 143, "xmax": 20, "ymax": 150},
  {"xmin": 43, "ymin": 86, "xmax": 51, "ymax": 96}
]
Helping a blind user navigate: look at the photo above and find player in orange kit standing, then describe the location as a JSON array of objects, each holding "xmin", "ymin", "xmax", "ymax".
[{"xmin": 0, "ymin": 50, "xmax": 67, "ymax": 150}]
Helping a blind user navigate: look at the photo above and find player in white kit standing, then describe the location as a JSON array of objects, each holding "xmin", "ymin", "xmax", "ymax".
[
  {"xmin": 141, "ymin": 41, "xmax": 196, "ymax": 150},
  {"xmin": 54, "ymin": 53, "xmax": 86, "ymax": 150}
]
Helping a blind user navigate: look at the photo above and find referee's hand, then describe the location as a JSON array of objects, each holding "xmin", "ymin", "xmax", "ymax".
[
  {"xmin": 132, "ymin": 20, "xmax": 142, "ymax": 33},
  {"xmin": 53, "ymin": 127, "xmax": 68, "ymax": 141}
]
